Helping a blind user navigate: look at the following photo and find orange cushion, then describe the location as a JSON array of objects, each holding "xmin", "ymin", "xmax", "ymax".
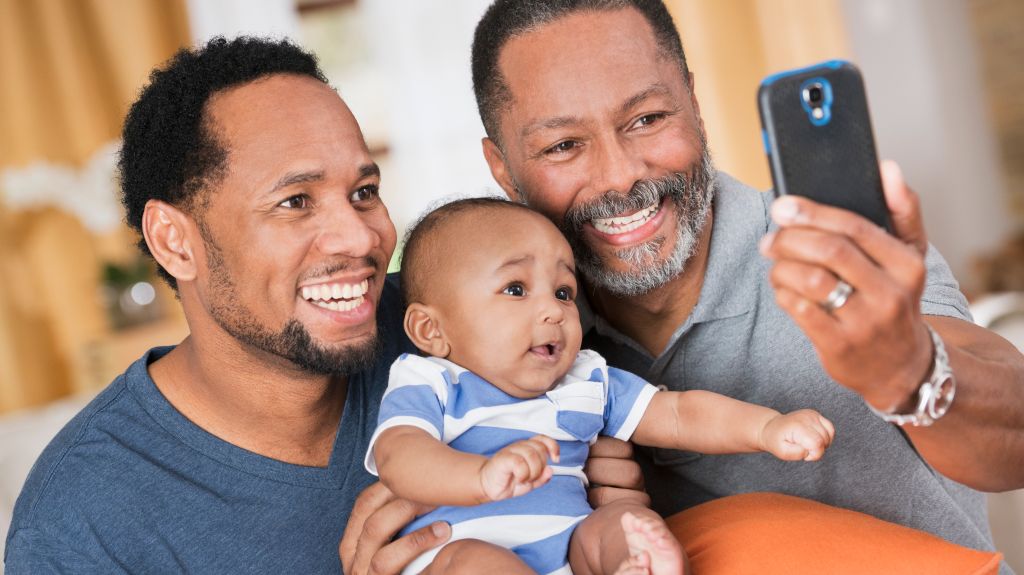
[{"xmin": 665, "ymin": 493, "xmax": 1002, "ymax": 575}]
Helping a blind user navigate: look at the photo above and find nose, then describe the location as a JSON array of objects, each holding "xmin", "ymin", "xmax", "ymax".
[
  {"xmin": 314, "ymin": 201, "xmax": 381, "ymax": 258},
  {"xmin": 594, "ymin": 135, "xmax": 647, "ymax": 196},
  {"xmin": 540, "ymin": 295, "xmax": 566, "ymax": 325}
]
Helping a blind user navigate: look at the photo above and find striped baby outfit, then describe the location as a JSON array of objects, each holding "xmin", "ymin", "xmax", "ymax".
[{"xmin": 365, "ymin": 349, "xmax": 659, "ymax": 575}]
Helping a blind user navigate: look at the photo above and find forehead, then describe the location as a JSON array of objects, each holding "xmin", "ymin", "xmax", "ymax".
[
  {"xmin": 443, "ymin": 208, "xmax": 573, "ymax": 267},
  {"xmin": 206, "ymin": 74, "xmax": 371, "ymax": 183},
  {"xmin": 497, "ymin": 8, "xmax": 679, "ymax": 124}
]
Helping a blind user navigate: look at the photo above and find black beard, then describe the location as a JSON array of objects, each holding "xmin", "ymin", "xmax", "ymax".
[
  {"xmin": 555, "ymin": 145, "xmax": 716, "ymax": 297},
  {"xmin": 201, "ymin": 231, "xmax": 380, "ymax": 376}
]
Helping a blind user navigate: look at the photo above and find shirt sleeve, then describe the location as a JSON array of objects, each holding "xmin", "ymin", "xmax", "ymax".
[
  {"xmin": 603, "ymin": 367, "xmax": 659, "ymax": 441},
  {"xmin": 920, "ymin": 243, "xmax": 972, "ymax": 321},
  {"xmin": 363, "ymin": 354, "xmax": 450, "ymax": 475}
]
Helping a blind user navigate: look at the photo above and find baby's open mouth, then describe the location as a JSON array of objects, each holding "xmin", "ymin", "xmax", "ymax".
[
  {"xmin": 301, "ymin": 279, "xmax": 369, "ymax": 312},
  {"xmin": 530, "ymin": 342, "xmax": 563, "ymax": 359}
]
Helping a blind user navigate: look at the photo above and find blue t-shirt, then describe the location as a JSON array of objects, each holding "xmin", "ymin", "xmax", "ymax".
[{"xmin": 4, "ymin": 276, "xmax": 414, "ymax": 574}]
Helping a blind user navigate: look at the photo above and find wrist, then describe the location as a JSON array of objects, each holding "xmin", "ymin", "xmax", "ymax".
[
  {"xmin": 755, "ymin": 410, "xmax": 783, "ymax": 452},
  {"xmin": 867, "ymin": 324, "xmax": 956, "ymax": 427},
  {"xmin": 867, "ymin": 323, "xmax": 934, "ymax": 413}
]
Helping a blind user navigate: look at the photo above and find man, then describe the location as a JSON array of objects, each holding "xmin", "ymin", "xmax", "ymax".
[
  {"xmin": 469, "ymin": 0, "xmax": 1024, "ymax": 570},
  {"xmin": 2, "ymin": 36, "xmax": 410, "ymax": 573}
]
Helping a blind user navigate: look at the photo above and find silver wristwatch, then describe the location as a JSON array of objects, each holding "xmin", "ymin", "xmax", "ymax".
[{"xmin": 867, "ymin": 325, "xmax": 956, "ymax": 427}]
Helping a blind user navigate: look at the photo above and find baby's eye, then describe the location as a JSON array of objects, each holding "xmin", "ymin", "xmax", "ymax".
[
  {"xmin": 555, "ymin": 287, "xmax": 573, "ymax": 301},
  {"xmin": 503, "ymin": 283, "xmax": 526, "ymax": 297}
]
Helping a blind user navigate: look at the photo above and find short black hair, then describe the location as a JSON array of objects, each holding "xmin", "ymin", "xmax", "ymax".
[
  {"xmin": 118, "ymin": 36, "xmax": 328, "ymax": 290},
  {"xmin": 471, "ymin": 0, "xmax": 690, "ymax": 148},
  {"xmin": 399, "ymin": 197, "xmax": 541, "ymax": 306}
]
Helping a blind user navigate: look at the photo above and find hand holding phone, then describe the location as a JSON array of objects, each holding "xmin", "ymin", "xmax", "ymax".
[{"xmin": 758, "ymin": 60, "xmax": 892, "ymax": 232}]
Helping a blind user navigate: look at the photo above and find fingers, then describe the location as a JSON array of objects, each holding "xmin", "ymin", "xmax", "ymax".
[
  {"xmin": 880, "ymin": 160, "xmax": 928, "ymax": 253},
  {"xmin": 765, "ymin": 411, "xmax": 835, "ymax": 462},
  {"xmin": 365, "ymin": 521, "xmax": 451, "ymax": 575},
  {"xmin": 351, "ymin": 495, "xmax": 435, "ymax": 575},
  {"xmin": 764, "ymin": 194, "xmax": 926, "ymax": 290},
  {"xmin": 583, "ymin": 454, "xmax": 645, "ymax": 491},
  {"xmin": 589, "ymin": 436, "xmax": 635, "ymax": 459},
  {"xmin": 341, "ymin": 482, "xmax": 396, "ymax": 574},
  {"xmin": 483, "ymin": 436, "xmax": 558, "ymax": 501},
  {"xmin": 588, "ymin": 485, "xmax": 652, "ymax": 509}
]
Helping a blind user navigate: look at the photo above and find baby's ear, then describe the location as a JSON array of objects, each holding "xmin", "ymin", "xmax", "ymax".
[{"xmin": 404, "ymin": 303, "xmax": 451, "ymax": 358}]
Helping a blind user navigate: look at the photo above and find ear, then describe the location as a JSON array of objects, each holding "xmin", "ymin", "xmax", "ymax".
[
  {"xmin": 142, "ymin": 199, "xmax": 198, "ymax": 284},
  {"xmin": 403, "ymin": 303, "xmax": 451, "ymax": 358},
  {"xmin": 482, "ymin": 137, "xmax": 521, "ymax": 202}
]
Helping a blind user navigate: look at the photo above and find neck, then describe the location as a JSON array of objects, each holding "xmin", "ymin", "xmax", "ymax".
[
  {"xmin": 149, "ymin": 317, "xmax": 347, "ymax": 468},
  {"xmin": 587, "ymin": 210, "xmax": 713, "ymax": 357}
]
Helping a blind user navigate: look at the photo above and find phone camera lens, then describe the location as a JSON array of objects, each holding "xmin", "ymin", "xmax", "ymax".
[{"xmin": 804, "ymin": 83, "xmax": 824, "ymax": 106}]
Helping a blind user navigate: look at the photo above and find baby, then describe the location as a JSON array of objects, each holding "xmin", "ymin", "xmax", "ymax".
[{"xmin": 365, "ymin": 198, "xmax": 835, "ymax": 575}]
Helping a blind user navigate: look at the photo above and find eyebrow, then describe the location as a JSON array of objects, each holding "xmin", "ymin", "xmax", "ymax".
[
  {"xmin": 619, "ymin": 84, "xmax": 671, "ymax": 116},
  {"xmin": 496, "ymin": 254, "xmax": 533, "ymax": 271},
  {"xmin": 496, "ymin": 254, "xmax": 576, "ymax": 277},
  {"xmin": 518, "ymin": 84, "xmax": 673, "ymax": 140},
  {"xmin": 266, "ymin": 163, "xmax": 380, "ymax": 196}
]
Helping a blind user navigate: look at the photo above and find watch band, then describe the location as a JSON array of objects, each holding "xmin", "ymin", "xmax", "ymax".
[{"xmin": 867, "ymin": 325, "xmax": 956, "ymax": 427}]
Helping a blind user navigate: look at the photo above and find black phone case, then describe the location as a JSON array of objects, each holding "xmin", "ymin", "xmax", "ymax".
[{"xmin": 758, "ymin": 60, "xmax": 891, "ymax": 232}]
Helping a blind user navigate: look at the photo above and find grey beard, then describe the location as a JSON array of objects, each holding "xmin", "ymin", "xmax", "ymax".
[
  {"xmin": 201, "ymin": 228, "xmax": 380, "ymax": 376},
  {"xmin": 557, "ymin": 147, "xmax": 716, "ymax": 297}
]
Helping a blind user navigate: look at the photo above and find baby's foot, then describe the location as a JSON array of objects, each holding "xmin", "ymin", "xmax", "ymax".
[
  {"xmin": 613, "ymin": 552, "xmax": 651, "ymax": 575},
  {"xmin": 620, "ymin": 512, "xmax": 685, "ymax": 575}
]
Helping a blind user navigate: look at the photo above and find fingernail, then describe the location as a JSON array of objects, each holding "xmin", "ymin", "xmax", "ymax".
[
  {"xmin": 431, "ymin": 522, "xmax": 450, "ymax": 538},
  {"xmin": 881, "ymin": 159, "xmax": 902, "ymax": 183},
  {"xmin": 772, "ymin": 197, "xmax": 800, "ymax": 224},
  {"xmin": 758, "ymin": 232, "xmax": 776, "ymax": 254}
]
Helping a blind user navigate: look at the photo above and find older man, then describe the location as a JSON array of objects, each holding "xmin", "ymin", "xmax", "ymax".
[{"xmin": 470, "ymin": 0, "xmax": 1024, "ymax": 569}]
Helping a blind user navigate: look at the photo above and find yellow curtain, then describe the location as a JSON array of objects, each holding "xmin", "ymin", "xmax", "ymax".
[
  {"xmin": 666, "ymin": 0, "xmax": 851, "ymax": 190},
  {"xmin": 0, "ymin": 0, "xmax": 191, "ymax": 413}
]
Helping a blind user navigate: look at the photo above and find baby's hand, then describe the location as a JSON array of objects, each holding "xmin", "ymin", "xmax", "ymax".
[
  {"xmin": 760, "ymin": 409, "xmax": 836, "ymax": 461},
  {"xmin": 480, "ymin": 435, "xmax": 560, "ymax": 501}
]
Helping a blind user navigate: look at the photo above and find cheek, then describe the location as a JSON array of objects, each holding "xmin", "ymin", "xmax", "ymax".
[{"xmin": 521, "ymin": 165, "xmax": 588, "ymax": 222}]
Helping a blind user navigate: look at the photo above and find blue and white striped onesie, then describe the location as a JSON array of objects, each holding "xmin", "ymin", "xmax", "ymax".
[{"xmin": 364, "ymin": 349, "xmax": 659, "ymax": 575}]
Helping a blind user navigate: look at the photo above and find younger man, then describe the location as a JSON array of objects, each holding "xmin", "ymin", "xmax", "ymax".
[{"xmin": 366, "ymin": 198, "xmax": 835, "ymax": 575}]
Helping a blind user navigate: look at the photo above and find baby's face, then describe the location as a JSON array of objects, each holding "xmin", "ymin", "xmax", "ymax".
[{"xmin": 434, "ymin": 209, "xmax": 583, "ymax": 398}]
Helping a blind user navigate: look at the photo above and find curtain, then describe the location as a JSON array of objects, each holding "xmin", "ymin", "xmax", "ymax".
[
  {"xmin": 665, "ymin": 0, "xmax": 851, "ymax": 191},
  {"xmin": 0, "ymin": 0, "xmax": 191, "ymax": 413}
]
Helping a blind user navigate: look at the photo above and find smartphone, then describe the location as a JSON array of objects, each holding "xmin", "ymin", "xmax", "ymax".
[{"xmin": 758, "ymin": 60, "xmax": 892, "ymax": 232}]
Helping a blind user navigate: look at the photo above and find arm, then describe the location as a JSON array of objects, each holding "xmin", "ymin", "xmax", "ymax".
[
  {"xmin": 631, "ymin": 390, "xmax": 834, "ymax": 460},
  {"xmin": 761, "ymin": 160, "xmax": 1024, "ymax": 491},
  {"xmin": 374, "ymin": 425, "xmax": 559, "ymax": 506}
]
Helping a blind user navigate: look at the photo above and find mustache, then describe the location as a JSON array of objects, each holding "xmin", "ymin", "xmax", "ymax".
[
  {"xmin": 561, "ymin": 172, "xmax": 691, "ymax": 232},
  {"xmin": 298, "ymin": 256, "xmax": 381, "ymax": 284}
]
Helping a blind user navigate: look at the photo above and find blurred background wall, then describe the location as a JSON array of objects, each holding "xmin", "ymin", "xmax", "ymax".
[{"xmin": 1, "ymin": 0, "xmax": 1022, "ymax": 571}]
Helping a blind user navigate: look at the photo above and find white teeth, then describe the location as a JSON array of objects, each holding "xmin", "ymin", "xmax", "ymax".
[
  {"xmin": 302, "ymin": 279, "xmax": 371, "ymax": 304},
  {"xmin": 310, "ymin": 296, "xmax": 365, "ymax": 312},
  {"xmin": 592, "ymin": 202, "xmax": 660, "ymax": 235}
]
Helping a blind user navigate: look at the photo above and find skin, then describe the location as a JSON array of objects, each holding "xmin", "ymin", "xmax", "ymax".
[
  {"xmin": 373, "ymin": 208, "xmax": 834, "ymax": 574},
  {"xmin": 482, "ymin": 6, "xmax": 1024, "ymax": 492}
]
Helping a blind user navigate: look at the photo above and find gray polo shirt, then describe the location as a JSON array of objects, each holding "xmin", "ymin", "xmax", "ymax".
[{"xmin": 580, "ymin": 172, "xmax": 1003, "ymax": 565}]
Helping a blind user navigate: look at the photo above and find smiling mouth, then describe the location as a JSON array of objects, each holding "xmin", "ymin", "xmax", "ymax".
[
  {"xmin": 590, "ymin": 199, "xmax": 662, "ymax": 235},
  {"xmin": 300, "ymin": 279, "xmax": 369, "ymax": 312}
]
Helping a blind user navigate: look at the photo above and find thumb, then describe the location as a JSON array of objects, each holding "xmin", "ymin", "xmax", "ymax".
[{"xmin": 880, "ymin": 160, "xmax": 928, "ymax": 254}]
